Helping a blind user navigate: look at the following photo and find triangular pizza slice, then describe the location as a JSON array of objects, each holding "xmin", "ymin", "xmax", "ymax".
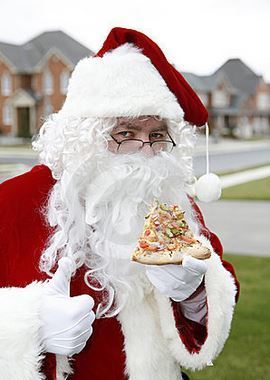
[{"xmin": 132, "ymin": 199, "xmax": 211, "ymax": 265}]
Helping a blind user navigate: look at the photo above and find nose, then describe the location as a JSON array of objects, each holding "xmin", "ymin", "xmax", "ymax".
[{"xmin": 140, "ymin": 143, "xmax": 155, "ymax": 157}]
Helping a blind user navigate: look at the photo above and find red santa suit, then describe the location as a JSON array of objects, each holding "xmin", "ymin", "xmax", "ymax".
[
  {"xmin": 0, "ymin": 27, "xmax": 239, "ymax": 380},
  {"xmin": 0, "ymin": 164, "xmax": 239, "ymax": 379}
]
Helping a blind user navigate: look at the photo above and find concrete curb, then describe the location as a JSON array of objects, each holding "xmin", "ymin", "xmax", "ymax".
[{"xmin": 221, "ymin": 165, "xmax": 270, "ymax": 188}]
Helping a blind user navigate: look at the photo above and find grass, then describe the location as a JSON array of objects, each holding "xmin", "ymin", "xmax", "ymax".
[
  {"xmin": 221, "ymin": 176, "xmax": 270, "ymax": 201},
  {"xmin": 0, "ymin": 143, "xmax": 32, "ymax": 149},
  {"xmin": 186, "ymin": 254, "xmax": 270, "ymax": 380}
]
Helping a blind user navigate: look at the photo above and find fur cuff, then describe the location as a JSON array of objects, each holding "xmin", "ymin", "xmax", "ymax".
[
  {"xmin": 0, "ymin": 281, "xmax": 46, "ymax": 380},
  {"xmin": 155, "ymin": 235, "xmax": 237, "ymax": 371}
]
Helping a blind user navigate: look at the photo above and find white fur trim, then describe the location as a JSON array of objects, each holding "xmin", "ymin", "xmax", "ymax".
[
  {"xmin": 56, "ymin": 355, "xmax": 73, "ymax": 380},
  {"xmin": 60, "ymin": 43, "xmax": 184, "ymax": 121},
  {"xmin": 117, "ymin": 274, "xmax": 183, "ymax": 380},
  {"xmin": 0, "ymin": 282, "xmax": 45, "ymax": 380},
  {"xmin": 154, "ymin": 234, "xmax": 237, "ymax": 370}
]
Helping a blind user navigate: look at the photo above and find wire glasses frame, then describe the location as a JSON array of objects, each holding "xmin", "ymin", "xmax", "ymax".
[{"xmin": 109, "ymin": 132, "xmax": 176, "ymax": 153}]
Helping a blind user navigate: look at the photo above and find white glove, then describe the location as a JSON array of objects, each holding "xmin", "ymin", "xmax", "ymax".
[
  {"xmin": 40, "ymin": 257, "xmax": 95, "ymax": 356},
  {"xmin": 146, "ymin": 255, "xmax": 208, "ymax": 302}
]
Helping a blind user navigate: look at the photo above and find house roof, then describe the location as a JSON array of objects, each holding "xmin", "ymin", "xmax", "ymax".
[
  {"xmin": 181, "ymin": 72, "xmax": 216, "ymax": 92},
  {"xmin": 180, "ymin": 58, "xmax": 261, "ymax": 97},
  {"xmin": 214, "ymin": 58, "xmax": 261, "ymax": 95},
  {"xmin": 0, "ymin": 30, "xmax": 94, "ymax": 73}
]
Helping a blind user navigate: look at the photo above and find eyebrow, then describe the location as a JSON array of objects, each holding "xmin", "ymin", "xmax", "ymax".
[{"xmin": 114, "ymin": 123, "xmax": 168, "ymax": 132}]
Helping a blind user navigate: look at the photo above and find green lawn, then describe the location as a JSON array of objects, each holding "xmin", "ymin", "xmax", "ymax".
[
  {"xmin": 186, "ymin": 254, "xmax": 270, "ymax": 380},
  {"xmin": 221, "ymin": 177, "xmax": 270, "ymax": 201}
]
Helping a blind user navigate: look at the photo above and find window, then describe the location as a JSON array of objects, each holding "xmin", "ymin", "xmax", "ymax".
[
  {"xmin": 212, "ymin": 90, "xmax": 228, "ymax": 108},
  {"xmin": 60, "ymin": 70, "xmax": 70, "ymax": 94},
  {"xmin": 44, "ymin": 101, "xmax": 53, "ymax": 117},
  {"xmin": 198, "ymin": 93, "xmax": 208, "ymax": 106},
  {"xmin": 257, "ymin": 93, "xmax": 269, "ymax": 110},
  {"xmin": 1, "ymin": 72, "xmax": 12, "ymax": 96},
  {"xmin": 43, "ymin": 69, "xmax": 53, "ymax": 95},
  {"xmin": 3, "ymin": 102, "xmax": 12, "ymax": 125}
]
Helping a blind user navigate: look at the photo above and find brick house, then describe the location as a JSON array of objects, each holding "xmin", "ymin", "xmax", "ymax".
[
  {"xmin": 0, "ymin": 31, "xmax": 93, "ymax": 137},
  {"xmin": 181, "ymin": 59, "xmax": 270, "ymax": 137}
]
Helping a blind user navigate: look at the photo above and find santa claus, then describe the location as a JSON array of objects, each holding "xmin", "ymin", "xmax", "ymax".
[{"xmin": 0, "ymin": 27, "xmax": 239, "ymax": 380}]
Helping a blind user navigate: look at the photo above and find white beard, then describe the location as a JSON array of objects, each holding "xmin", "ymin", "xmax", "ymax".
[
  {"xmin": 43, "ymin": 148, "xmax": 198, "ymax": 317},
  {"xmin": 81, "ymin": 150, "xmax": 199, "ymax": 314}
]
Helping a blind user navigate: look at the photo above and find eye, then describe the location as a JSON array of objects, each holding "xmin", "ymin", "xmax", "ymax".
[
  {"xmin": 150, "ymin": 132, "xmax": 166, "ymax": 139},
  {"xmin": 117, "ymin": 131, "xmax": 133, "ymax": 138}
]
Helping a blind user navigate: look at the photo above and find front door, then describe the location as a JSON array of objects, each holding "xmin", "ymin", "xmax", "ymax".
[{"xmin": 17, "ymin": 107, "xmax": 31, "ymax": 137}]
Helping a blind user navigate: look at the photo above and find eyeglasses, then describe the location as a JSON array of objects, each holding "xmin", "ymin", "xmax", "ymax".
[{"xmin": 109, "ymin": 132, "xmax": 176, "ymax": 154}]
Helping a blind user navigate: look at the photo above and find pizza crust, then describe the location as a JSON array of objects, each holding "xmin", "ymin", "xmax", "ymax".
[{"xmin": 132, "ymin": 243, "xmax": 211, "ymax": 265}]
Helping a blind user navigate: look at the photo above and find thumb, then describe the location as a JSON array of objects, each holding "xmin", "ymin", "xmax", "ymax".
[{"xmin": 46, "ymin": 257, "xmax": 73, "ymax": 296}]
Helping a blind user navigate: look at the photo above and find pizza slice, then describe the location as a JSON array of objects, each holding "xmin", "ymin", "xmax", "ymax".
[{"xmin": 132, "ymin": 199, "xmax": 211, "ymax": 265}]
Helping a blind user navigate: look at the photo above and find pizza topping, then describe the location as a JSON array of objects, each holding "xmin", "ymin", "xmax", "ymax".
[{"xmin": 139, "ymin": 200, "xmax": 194, "ymax": 251}]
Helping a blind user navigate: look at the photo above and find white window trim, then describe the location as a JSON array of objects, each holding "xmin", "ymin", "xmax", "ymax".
[{"xmin": 60, "ymin": 70, "xmax": 70, "ymax": 95}]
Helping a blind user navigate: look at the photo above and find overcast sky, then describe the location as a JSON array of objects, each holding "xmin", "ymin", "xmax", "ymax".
[{"xmin": 1, "ymin": 0, "xmax": 269, "ymax": 80}]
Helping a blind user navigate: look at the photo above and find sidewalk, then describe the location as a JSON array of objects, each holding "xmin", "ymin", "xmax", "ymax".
[
  {"xmin": 220, "ymin": 165, "xmax": 270, "ymax": 188},
  {"xmin": 0, "ymin": 163, "xmax": 31, "ymax": 183}
]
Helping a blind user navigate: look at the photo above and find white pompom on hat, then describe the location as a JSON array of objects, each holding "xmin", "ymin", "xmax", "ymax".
[
  {"xmin": 195, "ymin": 173, "xmax": 222, "ymax": 203},
  {"xmin": 194, "ymin": 124, "xmax": 222, "ymax": 202}
]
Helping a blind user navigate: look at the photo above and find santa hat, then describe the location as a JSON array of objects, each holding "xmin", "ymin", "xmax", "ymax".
[
  {"xmin": 60, "ymin": 27, "xmax": 207, "ymax": 124},
  {"xmin": 59, "ymin": 27, "xmax": 221, "ymax": 201}
]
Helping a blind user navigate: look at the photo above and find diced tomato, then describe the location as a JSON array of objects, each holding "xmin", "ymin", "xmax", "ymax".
[
  {"xmin": 180, "ymin": 235, "xmax": 196, "ymax": 244},
  {"xmin": 145, "ymin": 229, "xmax": 151, "ymax": 236},
  {"xmin": 139, "ymin": 241, "xmax": 149, "ymax": 249}
]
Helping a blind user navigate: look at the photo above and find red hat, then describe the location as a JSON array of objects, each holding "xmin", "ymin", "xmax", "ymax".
[
  {"xmin": 60, "ymin": 27, "xmax": 207, "ymax": 126},
  {"xmin": 96, "ymin": 27, "xmax": 208, "ymax": 126}
]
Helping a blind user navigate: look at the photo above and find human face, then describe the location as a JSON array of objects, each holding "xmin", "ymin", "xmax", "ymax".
[{"xmin": 107, "ymin": 116, "xmax": 169, "ymax": 157}]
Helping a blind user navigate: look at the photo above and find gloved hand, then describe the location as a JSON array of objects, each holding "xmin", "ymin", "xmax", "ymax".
[
  {"xmin": 146, "ymin": 255, "xmax": 208, "ymax": 302},
  {"xmin": 40, "ymin": 257, "xmax": 95, "ymax": 356}
]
